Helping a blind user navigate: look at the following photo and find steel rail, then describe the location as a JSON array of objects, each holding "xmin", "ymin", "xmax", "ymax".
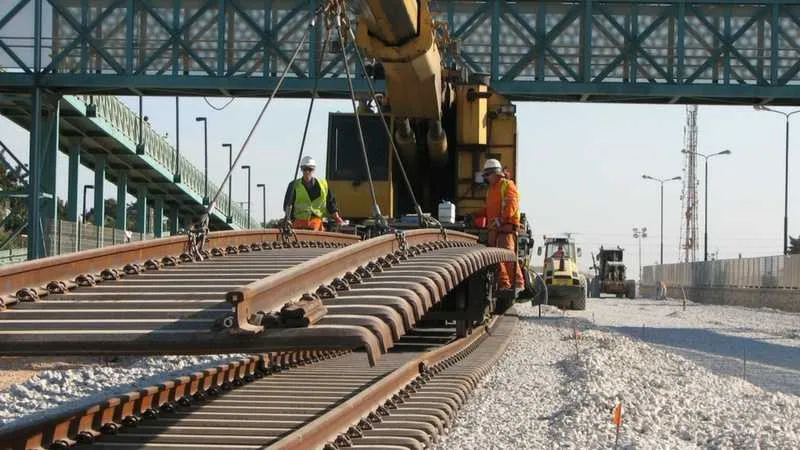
[
  {"xmin": 227, "ymin": 229, "xmax": 478, "ymax": 333},
  {"xmin": 0, "ymin": 229, "xmax": 358, "ymax": 309},
  {"xmin": 0, "ymin": 315, "xmax": 518, "ymax": 450},
  {"xmin": 336, "ymin": 312, "xmax": 519, "ymax": 449},
  {"xmin": 0, "ymin": 350, "xmax": 348, "ymax": 450},
  {"xmin": 0, "ymin": 229, "xmax": 514, "ymax": 365},
  {"xmin": 269, "ymin": 314, "xmax": 507, "ymax": 449}
]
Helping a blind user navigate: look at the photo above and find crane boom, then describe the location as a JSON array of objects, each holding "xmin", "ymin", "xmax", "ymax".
[
  {"xmin": 327, "ymin": 0, "xmax": 519, "ymax": 224},
  {"xmin": 356, "ymin": 0, "xmax": 443, "ymax": 119}
]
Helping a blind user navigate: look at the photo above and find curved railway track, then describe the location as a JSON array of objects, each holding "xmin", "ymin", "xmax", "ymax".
[
  {"xmin": 0, "ymin": 314, "xmax": 518, "ymax": 450},
  {"xmin": 0, "ymin": 227, "xmax": 520, "ymax": 449}
]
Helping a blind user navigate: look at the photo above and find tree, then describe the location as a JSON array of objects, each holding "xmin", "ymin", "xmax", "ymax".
[
  {"xmin": 790, "ymin": 235, "xmax": 800, "ymax": 254},
  {"xmin": 0, "ymin": 159, "xmax": 26, "ymax": 231}
]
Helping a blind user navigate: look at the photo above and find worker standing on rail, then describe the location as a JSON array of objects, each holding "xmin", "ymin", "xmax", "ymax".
[
  {"xmin": 283, "ymin": 156, "xmax": 345, "ymax": 231},
  {"xmin": 477, "ymin": 158, "xmax": 525, "ymax": 293}
]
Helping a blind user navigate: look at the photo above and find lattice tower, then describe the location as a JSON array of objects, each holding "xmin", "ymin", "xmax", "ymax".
[{"xmin": 679, "ymin": 105, "xmax": 699, "ymax": 263}]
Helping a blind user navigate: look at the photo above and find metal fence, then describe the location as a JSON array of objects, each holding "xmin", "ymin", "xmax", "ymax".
[
  {"xmin": 643, "ymin": 255, "xmax": 800, "ymax": 289},
  {"xmin": 43, "ymin": 219, "xmax": 157, "ymax": 257},
  {"xmin": 0, "ymin": 248, "xmax": 26, "ymax": 266}
]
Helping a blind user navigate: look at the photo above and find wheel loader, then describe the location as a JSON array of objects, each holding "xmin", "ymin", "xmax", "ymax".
[{"xmin": 588, "ymin": 246, "xmax": 636, "ymax": 299}]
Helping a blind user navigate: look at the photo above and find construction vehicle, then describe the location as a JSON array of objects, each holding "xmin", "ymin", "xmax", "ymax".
[
  {"xmin": 535, "ymin": 234, "xmax": 586, "ymax": 310},
  {"xmin": 588, "ymin": 246, "xmax": 636, "ymax": 299},
  {"xmin": 317, "ymin": 1, "xmax": 533, "ymax": 333}
]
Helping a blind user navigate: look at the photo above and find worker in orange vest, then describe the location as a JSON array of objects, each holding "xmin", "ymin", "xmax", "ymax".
[
  {"xmin": 476, "ymin": 158, "xmax": 524, "ymax": 292},
  {"xmin": 283, "ymin": 156, "xmax": 345, "ymax": 231}
]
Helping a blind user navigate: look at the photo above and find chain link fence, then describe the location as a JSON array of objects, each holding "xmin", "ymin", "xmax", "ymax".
[{"xmin": 43, "ymin": 219, "xmax": 156, "ymax": 257}]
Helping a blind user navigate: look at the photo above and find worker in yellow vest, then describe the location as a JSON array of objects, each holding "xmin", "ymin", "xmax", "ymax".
[
  {"xmin": 475, "ymin": 158, "xmax": 524, "ymax": 292},
  {"xmin": 282, "ymin": 156, "xmax": 345, "ymax": 231}
]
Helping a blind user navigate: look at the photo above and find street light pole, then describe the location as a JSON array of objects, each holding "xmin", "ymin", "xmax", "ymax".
[
  {"xmin": 242, "ymin": 165, "xmax": 251, "ymax": 229},
  {"xmin": 173, "ymin": 98, "xmax": 182, "ymax": 182},
  {"xmin": 633, "ymin": 226, "xmax": 648, "ymax": 281},
  {"xmin": 195, "ymin": 117, "xmax": 209, "ymax": 205},
  {"xmin": 704, "ymin": 157, "xmax": 709, "ymax": 262},
  {"xmin": 753, "ymin": 106, "xmax": 800, "ymax": 254},
  {"xmin": 642, "ymin": 174, "xmax": 681, "ymax": 264},
  {"xmin": 257, "ymin": 183, "xmax": 266, "ymax": 228},
  {"xmin": 681, "ymin": 149, "xmax": 732, "ymax": 261},
  {"xmin": 222, "ymin": 143, "xmax": 233, "ymax": 223}
]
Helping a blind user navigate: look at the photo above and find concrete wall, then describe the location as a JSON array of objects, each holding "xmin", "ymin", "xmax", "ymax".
[
  {"xmin": 642, "ymin": 254, "xmax": 800, "ymax": 313},
  {"xmin": 640, "ymin": 284, "xmax": 800, "ymax": 313}
]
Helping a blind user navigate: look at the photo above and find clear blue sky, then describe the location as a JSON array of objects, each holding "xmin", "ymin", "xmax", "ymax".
[{"xmin": 1, "ymin": 97, "xmax": 797, "ymax": 274}]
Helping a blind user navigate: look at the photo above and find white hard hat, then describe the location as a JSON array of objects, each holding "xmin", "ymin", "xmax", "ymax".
[
  {"xmin": 300, "ymin": 156, "xmax": 316, "ymax": 169},
  {"xmin": 483, "ymin": 158, "xmax": 502, "ymax": 172}
]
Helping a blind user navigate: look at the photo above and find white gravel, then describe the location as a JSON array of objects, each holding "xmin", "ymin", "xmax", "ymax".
[
  {"xmin": 435, "ymin": 301, "xmax": 800, "ymax": 449},
  {"xmin": 0, "ymin": 354, "xmax": 246, "ymax": 428},
  {"xmin": 572, "ymin": 297, "xmax": 800, "ymax": 348}
]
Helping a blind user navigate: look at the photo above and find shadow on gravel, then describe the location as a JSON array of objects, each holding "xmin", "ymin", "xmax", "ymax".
[
  {"xmin": 606, "ymin": 326, "xmax": 800, "ymax": 372},
  {"xmin": 519, "ymin": 312, "xmax": 800, "ymax": 395}
]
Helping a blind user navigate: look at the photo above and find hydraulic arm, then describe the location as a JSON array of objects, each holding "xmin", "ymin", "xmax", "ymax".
[{"xmin": 356, "ymin": 0, "xmax": 443, "ymax": 120}]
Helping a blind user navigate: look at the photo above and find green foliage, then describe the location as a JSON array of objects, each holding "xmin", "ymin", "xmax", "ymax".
[{"xmin": 790, "ymin": 235, "xmax": 800, "ymax": 255}]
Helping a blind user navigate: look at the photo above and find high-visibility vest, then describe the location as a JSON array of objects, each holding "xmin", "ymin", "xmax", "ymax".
[
  {"xmin": 500, "ymin": 178, "xmax": 521, "ymax": 224},
  {"xmin": 293, "ymin": 178, "xmax": 328, "ymax": 220}
]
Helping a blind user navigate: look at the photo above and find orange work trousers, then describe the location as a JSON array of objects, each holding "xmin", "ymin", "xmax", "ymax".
[
  {"xmin": 292, "ymin": 217, "xmax": 324, "ymax": 231},
  {"xmin": 489, "ymin": 229, "xmax": 524, "ymax": 290}
]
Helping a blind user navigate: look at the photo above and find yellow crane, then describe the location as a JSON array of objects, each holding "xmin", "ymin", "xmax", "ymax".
[{"xmin": 326, "ymin": 0, "xmax": 520, "ymax": 223}]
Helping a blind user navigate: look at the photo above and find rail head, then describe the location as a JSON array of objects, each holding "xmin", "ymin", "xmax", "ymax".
[
  {"xmin": 0, "ymin": 229, "xmax": 359, "ymax": 304},
  {"xmin": 227, "ymin": 229, "xmax": 479, "ymax": 333}
]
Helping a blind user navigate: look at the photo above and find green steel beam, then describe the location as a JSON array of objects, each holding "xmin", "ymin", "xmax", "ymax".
[
  {"xmin": 26, "ymin": 88, "xmax": 43, "ymax": 260},
  {"xmin": 41, "ymin": 102, "xmax": 59, "ymax": 232},
  {"xmin": 67, "ymin": 143, "xmax": 80, "ymax": 222},
  {"xmin": 117, "ymin": 172, "xmax": 128, "ymax": 233},
  {"xmin": 5, "ymin": 0, "xmax": 800, "ymax": 104},
  {"xmin": 136, "ymin": 186, "xmax": 147, "ymax": 234},
  {"xmin": 93, "ymin": 155, "xmax": 106, "ymax": 247},
  {"xmin": 153, "ymin": 197, "xmax": 163, "ymax": 238}
]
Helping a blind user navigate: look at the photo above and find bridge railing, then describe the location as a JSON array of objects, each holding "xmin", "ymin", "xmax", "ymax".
[
  {"xmin": 643, "ymin": 255, "xmax": 800, "ymax": 290},
  {"xmin": 72, "ymin": 95, "xmax": 255, "ymax": 228}
]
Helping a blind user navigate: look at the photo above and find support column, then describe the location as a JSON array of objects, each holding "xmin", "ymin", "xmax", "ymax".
[
  {"xmin": 170, "ymin": 206, "xmax": 180, "ymax": 234},
  {"xmin": 153, "ymin": 197, "xmax": 164, "ymax": 238},
  {"xmin": 27, "ymin": 88, "xmax": 43, "ymax": 260},
  {"xmin": 116, "ymin": 172, "xmax": 128, "ymax": 237},
  {"xmin": 93, "ymin": 156, "xmax": 106, "ymax": 247},
  {"xmin": 136, "ymin": 186, "xmax": 148, "ymax": 235},
  {"xmin": 41, "ymin": 102, "xmax": 59, "ymax": 230},
  {"xmin": 67, "ymin": 143, "xmax": 80, "ymax": 222}
]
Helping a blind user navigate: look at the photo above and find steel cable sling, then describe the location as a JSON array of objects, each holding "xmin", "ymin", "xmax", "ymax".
[
  {"xmin": 334, "ymin": 3, "xmax": 445, "ymax": 235},
  {"xmin": 331, "ymin": 3, "xmax": 386, "ymax": 230},
  {"xmin": 187, "ymin": 9, "xmax": 321, "ymax": 252},
  {"xmin": 281, "ymin": 4, "xmax": 335, "ymax": 242}
]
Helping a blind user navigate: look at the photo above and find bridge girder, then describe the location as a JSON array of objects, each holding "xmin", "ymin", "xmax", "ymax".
[{"xmin": 1, "ymin": 1, "xmax": 800, "ymax": 104}]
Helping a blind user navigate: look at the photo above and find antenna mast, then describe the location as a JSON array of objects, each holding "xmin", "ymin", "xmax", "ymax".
[{"xmin": 679, "ymin": 105, "xmax": 699, "ymax": 263}]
